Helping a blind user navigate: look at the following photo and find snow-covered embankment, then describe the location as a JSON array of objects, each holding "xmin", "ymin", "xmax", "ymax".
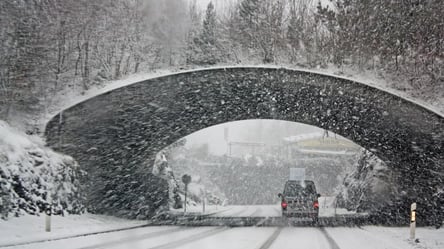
[{"xmin": 0, "ymin": 121, "xmax": 85, "ymax": 219}]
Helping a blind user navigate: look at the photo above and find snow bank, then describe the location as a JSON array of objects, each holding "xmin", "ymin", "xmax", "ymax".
[
  {"xmin": 0, "ymin": 121, "xmax": 85, "ymax": 219},
  {"xmin": 0, "ymin": 213, "xmax": 146, "ymax": 247}
]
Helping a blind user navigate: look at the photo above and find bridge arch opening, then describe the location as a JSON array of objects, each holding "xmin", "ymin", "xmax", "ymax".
[{"xmin": 153, "ymin": 119, "xmax": 397, "ymax": 219}]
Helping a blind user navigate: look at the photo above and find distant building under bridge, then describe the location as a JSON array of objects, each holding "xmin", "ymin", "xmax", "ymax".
[
  {"xmin": 283, "ymin": 132, "xmax": 361, "ymax": 160},
  {"xmin": 227, "ymin": 131, "xmax": 360, "ymax": 159}
]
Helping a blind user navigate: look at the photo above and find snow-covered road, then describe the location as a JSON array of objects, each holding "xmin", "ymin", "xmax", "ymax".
[
  {"xmin": 3, "ymin": 225, "xmax": 443, "ymax": 249},
  {"xmin": 1, "ymin": 208, "xmax": 442, "ymax": 249}
]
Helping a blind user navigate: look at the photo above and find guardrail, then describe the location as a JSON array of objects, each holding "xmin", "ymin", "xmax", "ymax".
[{"xmin": 150, "ymin": 214, "xmax": 370, "ymax": 227}]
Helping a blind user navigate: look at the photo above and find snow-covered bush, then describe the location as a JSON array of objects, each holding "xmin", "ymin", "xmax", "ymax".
[
  {"xmin": 0, "ymin": 121, "xmax": 85, "ymax": 219},
  {"xmin": 335, "ymin": 149, "xmax": 399, "ymax": 213},
  {"xmin": 152, "ymin": 151, "xmax": 226, "ymax": 210},
  {"xmin": 152, "ymin": 152, "xmax": 182, "ymax": 210}
]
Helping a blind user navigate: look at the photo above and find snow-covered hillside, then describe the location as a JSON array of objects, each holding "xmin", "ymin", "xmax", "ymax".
[
  {"xmin": 0, "ymin": 121, "xmax": 85, "ymax": 219},
  {"xmin": 0, "ymin": 213, "xmax": 146, "ymax": 247}
]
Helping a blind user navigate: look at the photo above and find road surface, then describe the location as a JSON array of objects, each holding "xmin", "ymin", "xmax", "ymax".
[
  {"xmin": 1, "ymin": 204, "xmax": 442, "ymax": 249},
  {"xmin": 3, "ymin": 224, "xmax": 442, "ymax": 249}
]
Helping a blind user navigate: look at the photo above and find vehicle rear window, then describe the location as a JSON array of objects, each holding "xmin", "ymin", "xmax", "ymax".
[{"xmin": 284, "ymin": 181, "xmax": 317, "ymax": 197}]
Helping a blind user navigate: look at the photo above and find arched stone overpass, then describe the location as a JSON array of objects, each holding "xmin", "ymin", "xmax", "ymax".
[{"xmin": 45, "ymin": 67, "xmax": 444, "ymax": 221}]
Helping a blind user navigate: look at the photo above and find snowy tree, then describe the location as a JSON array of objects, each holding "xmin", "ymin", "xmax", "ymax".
[
  {"xmin": 233, "ymin": 0, "xmax": 286, "ymax": 63},
  {"xmin": 287, "ymin": 0, "xmax": 320, "ymax": 64},
  {"xmin": 317, "ymin": 0, "xmax": 444, "ymax": 89},
  {"xmin": 202, "ymin": 2, "xmax": 218, "ymax": 47},
  {"xmin": 150, "ymin": 0, "xmax": 190, "ymax": 67},
  {"xmin": 0, "ymin": 1, "xmax": 52, "ymax": 123},
  {"xmin": 187, "ymin": 2, "xmax": 226, "ymax": 65}
]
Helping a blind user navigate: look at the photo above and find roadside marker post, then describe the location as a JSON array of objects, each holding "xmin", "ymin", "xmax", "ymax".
[
  {"xmin": 45, "ymin": 194, "xmax": 52, "ymax": 232},
  {"xmin": 334, "ymin": 197, "xmax": 337, "ymax": 217},
  {"xmin": 45, "ymin": 208, "xmax": 51, "ymax": 232},
  {"xmin": 410, "ymin": 202, "xmax": 417, "ymax": 240}
]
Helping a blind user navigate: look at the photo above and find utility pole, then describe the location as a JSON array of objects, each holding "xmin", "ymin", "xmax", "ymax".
[
  {"xmin": 202, "ymin": 187, "xmax": 206, "ymax": 214},
  {"xmin": 182, "ymin": 174, "xmax": 191, "ymax": 214},
  {"xmin": 58, "ymin": 111, "xmax": 63, "ymax": 149}
]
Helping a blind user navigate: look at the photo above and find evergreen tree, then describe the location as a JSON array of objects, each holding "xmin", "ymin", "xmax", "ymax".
[
  {"xmin": 287, "ymin": 6, "xmax": 302, "ymax": 62},
  {"xmin": 202, "ymin": 2, "xmax": 217, "ymax": 46},
  {"xmin": 200, "ymin": 2, "xmax": 224, "ymax": 65},
  {"xmin": 237, "ymin": 0, "xmax": 262, "ymax": 49},
  {"xmin": 185, "ymin": 0, "xmax": 203, "ymax": 65},
  {"xmin": 188, "ymin": 2, "xmax": 224, "ymax": 65}
]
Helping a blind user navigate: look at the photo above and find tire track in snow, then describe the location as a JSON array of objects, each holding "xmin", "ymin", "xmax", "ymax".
[
  {"xmin": 146, "ymin": 227, "xmax": 230, "ymax": 249},
  {"xmin": 0, "ymin": 223, "xmax": 167, "ymax": 248},
  {"xmin": 79, "ymin": 227, "xmax": 186, "ymax": 249},
  {"xmin": 319, "ymin": 227, "xmax": 341, "ymax": 249},
  {"xmin": 258, "ymin": 227, "xmax": 283, "ymax": 249}
]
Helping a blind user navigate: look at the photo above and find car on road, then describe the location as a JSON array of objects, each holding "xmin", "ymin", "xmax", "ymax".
[{"xmin": 278, "ymin": 180, "xmax": 320, "ymax": 222}]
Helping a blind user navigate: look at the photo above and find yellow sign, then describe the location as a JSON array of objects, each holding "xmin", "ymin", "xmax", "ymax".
[{"xmin": 411, "ymin": 211, "xmax": 416, "ymax": 222}]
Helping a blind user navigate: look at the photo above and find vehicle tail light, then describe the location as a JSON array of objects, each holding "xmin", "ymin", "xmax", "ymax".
[
  {"xmin": 313, "ymin": 200, "xmax": 319, "ymax": 209},
  {"xmin": 281, "ymin": 200, "xmax": 288, "ymax": 209}
]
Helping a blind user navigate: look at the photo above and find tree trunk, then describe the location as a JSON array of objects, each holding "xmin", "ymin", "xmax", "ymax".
[
  {"xmin": 75, "ymin": 31, "xmax": 82, "ymax": 76},
  {"xmin": 55, "ymin": 24, "xmax": 66, "ymax": 92},
  {"xmin": 115, "ymin": 43, "xmax": 125, "ymax": 79},
  {"xmin": 123, "ymin": 53, "xmax": 131, "ymax": 76},
  {"xmin": 134, "ymin": 54, "xmax": 140, "ymax": 73},
  {"xmin": 82, "ymin": 40, "xmax": 89, "ymax": 91}
]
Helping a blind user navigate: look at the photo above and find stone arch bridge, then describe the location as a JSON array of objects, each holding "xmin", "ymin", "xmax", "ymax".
[{"xmin": 45, "ymin": 67, "xmax": 443, "ymax": 221}]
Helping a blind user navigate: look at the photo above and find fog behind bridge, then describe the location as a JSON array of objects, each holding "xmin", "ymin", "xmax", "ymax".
[{"xmin": 186, "ymin": 120, "xmax": 325, "ymax": 155}]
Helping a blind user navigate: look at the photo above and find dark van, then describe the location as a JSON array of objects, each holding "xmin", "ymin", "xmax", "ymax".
[{"xmin": 278, "ymin": 180, "xmax": 320, "ymax": 222}]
